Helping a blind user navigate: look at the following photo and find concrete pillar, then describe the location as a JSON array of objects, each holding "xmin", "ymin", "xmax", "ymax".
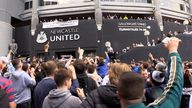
[
  {"xmin": 0, "ymin": 0, "xmax": 12, "ymax": 56},
  {"xmin": 189, "ymin": 0, "xmax": 192, "ymax": 14},
  {"xmin": 95, "ymin": 0, "xmax": 102, "ymax": 30},
  {"xmin": 31, "ymin": 0, "xmax": 39, "ymax": 36},
  {"xmin": 153, "ymin": 0, "xmax": 163, "ymax": 27},
  {"xmin": 30, "ymin": 0, "xmax": 39, "ymax": 57}
]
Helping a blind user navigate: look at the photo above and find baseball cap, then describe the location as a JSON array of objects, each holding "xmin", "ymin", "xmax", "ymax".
[
  {"xmin": 152, "ymin": 70, "xmax": 165, "ymax": 83},
  {"xmin": 0, "ymin": 56, "xmax": 9, "ymax": 64}
]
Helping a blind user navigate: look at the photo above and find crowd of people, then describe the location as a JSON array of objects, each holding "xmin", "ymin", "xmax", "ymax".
[
  {"xmin": 0, "ymin": 37, "xmax": 192, "ymax": 108},
  {"xmin": 121, "ymin": 29, "xmax": 192, "ymax": 54},
  {"xmin": 39, "ymin": 14, "xmax": 186, "ymax": 24}
]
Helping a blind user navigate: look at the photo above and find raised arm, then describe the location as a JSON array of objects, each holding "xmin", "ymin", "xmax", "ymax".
[
  {"xmin": 65, "ymin": 56, "xmax": 73, "ymax": 68},
  {"xmin": 44, "ymin": 42, "xmax": 50, "ymax": 61},
  {"xmin": 78, "ymin": 47, "xmax": 84, "ymax": 60},
  {"xmin": 6, "ymin": 50, "xmax": 15, "ymax": 74},
  {"xmin": 7, "ymin": 50, "xmax": 12, "ymax": 60},
  {"xmin": 148, "ymin": 53, "xmax": 157, "ymax": 66},
  {"xmin": 148, "ymin": 37, "xmax": 183, "ymax": 108},
  {"xmin": 105, "ymin": 52, "xmax": 110, "ymax": 64},
  {"xmin": 68, "ymin": 65, "xmax": 79, "ymax": 95}
]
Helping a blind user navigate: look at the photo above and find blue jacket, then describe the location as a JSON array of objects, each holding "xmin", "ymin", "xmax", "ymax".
[
  {"xmin": 34, "ymin": 78, "xmax": 57, "ymax": 108},
  {"xmin": 97, "ymin": 56, "xmax": 110, "ymax": 78}
]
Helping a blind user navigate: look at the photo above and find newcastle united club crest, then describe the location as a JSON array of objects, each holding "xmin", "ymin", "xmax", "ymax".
[{"xmin": 36, "ymin": 31, "xmax": 48, "ymax": 43}]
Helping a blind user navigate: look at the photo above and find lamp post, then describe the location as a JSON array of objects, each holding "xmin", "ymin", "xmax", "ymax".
[
  {"xmin": 96, "ymin": 24, "xmax": 102, "ymax": 31},
  {"xmin": 160, "ymin": 25, "xmax": 164, "ymax": 36},
  {"xmin": 144, "ymin": 30, "xmax": 150, "ymax": 46},
  {"xmin": 31, "ymin": 29, "xmax": 35, "ymax": 36},
  {"xmin": 183, "ymin": 20, "xmax": 189, "ymax": 32}
]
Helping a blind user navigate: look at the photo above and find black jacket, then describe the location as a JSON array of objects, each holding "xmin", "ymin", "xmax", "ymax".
[
  {"xmin": 80, "ymin": 85, "xmax": 120, "ymax": 108},
  {"xmin": 77, "ymin": 73, "xmax": 97, "ymax": 96}
]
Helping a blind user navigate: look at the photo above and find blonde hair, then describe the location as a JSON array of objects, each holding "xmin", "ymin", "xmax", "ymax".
[{"xmin": 109, "ymin": 63, "xmax": 131, "ymax": 86}]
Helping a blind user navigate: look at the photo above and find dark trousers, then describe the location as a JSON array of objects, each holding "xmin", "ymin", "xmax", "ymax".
[{"xmin": 17, "ymin": 100, "xmax": 31, "ymax": 108}]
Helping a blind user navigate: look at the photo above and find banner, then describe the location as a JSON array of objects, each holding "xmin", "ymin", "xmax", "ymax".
[{"xmin": 43, "ymin": 20, "xmax": 79, "ymax": 28}]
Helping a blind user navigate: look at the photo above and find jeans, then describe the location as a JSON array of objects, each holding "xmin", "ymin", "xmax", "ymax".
[{"xmin": 17, "ymin": 100, "xmax": 31, "ymax": 108}]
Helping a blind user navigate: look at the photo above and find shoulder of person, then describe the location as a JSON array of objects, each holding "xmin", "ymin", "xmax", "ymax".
[
  {"xmin": 87, "ymin": 77, "xmax": 95, "ymax": 81},
  {"xmin": 22, "ymin": 71, "xmax": 32, "ymax": 78},
  {"xmin": 69, "ymin": 95, "xmax": 81, "ymax": 102},
  {"xmin": 42, "ymin": 96, "xmax": 49, "ymax": 108},
  {"xmin": 87, "ymin": 77, "xmax": 97, "ymax": 85}
]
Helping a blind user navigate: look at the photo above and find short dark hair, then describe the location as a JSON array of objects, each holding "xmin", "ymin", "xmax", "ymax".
[
  {"xmin": 30, "ymin": 62, "xmax": 37, "ymax": 69},
  {"xmin": 54, "ymin": 69, "xmax": 72, "ymax": 87},
  {"xmin": 117, "ymin": 72, "xmax": 144, "ymax": 100},
  {"xmin": 142, "ymin": 62, "xmax": 149, "ymax": 69},
  {"xmin": 73, "ymin": 59, "xmax": 86, "ymax": 74},
  {"xmin": 98, "ymin": 56, "xmax": 105, "ymax": 66},
  {"xmin": 12, "ymin": 59, "xmax": 21, "ymax": 69},
  {"xmin": 41, "ymin": 60, "xmax": 57, "ymax": 76},
  {"xmin": 22, "ymin": 63, "xmax": 29, "ymax": 72},
  {"xmin": 57, "ymin": 61, "xmax": 66, "ymax": 69},
  {"xmin": 87, "ymin": 64, "xmax": 96, "ymax": 74}
]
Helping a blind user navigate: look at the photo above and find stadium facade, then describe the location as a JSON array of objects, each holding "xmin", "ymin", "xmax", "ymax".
[{"xmin": 0, "ymin": 0, "xmax": 192, "ymax": 57}]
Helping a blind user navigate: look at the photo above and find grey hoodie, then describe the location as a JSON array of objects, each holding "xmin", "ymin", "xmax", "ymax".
[
  {"xmin": 43, "ymin": 89, "xmax": 81, "ymax": 108},
  {"xmin": 10, "ymin": 70, "xmax": 36, "ymax": 104}
]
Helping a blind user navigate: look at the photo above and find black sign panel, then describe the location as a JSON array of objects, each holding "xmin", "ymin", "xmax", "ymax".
[
  {"xmin": 101, "ymin": 19, "xmax": 162, "ymax": 54},
  {"xmin": 33, "ymin": 20, "xmax": 98, "ymax": 52},
  {"xmin": 118, "ymin": 35, "xmax": 192, "ymax": 63},
  {"xmin": 15, "ymin": 26, "xmax": 31, "ymax": 55}
]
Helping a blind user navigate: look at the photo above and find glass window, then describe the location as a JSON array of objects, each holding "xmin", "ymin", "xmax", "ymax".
[
  {"xmin": 24, "ymin": 1, "xmax": 32, "ymax": 10},
  {"xmin": 30, "ymin": 1, "xmax": 33, "ymax": 8},
  {"xmin": 52, "ymin": 2, "xmax": 58, "ymax": 5},
  {"xmin": 147, "ymin": 0, "xmax": 152, "ymax": 3},
  {"xmin": 180, "ymin": 4, "xmax": 185, "ymax": 11},
  {"xmin": 25, "ymin": 2, "xmax": 29, "ymax": 10},
  {"xmin": 39, "ymin": 0, "xmax": 44, "ymax": 6},
  {"xmin": 45, "ymin": 1, "xmax": 51, "ymax": 5}
]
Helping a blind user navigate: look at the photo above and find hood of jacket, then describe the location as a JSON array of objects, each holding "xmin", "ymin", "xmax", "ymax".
[
  {"xmin": 11, "ymin": 70, "xmax": 25, "ymax": 79},
  {"xmin": 97, "ymin": 85, "xmax": 120, "ymax": 108},
  {"xmin": 47, "ymin": 89, "xmax": 72, "ymax": 108}
]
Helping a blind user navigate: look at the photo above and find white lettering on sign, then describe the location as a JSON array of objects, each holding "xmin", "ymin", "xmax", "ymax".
[
  {"xmin": 56, "ymin": 28, "xmax": 78, "ymax": 34},
  {"xmin": 118, "ymin": 22, "xmax": 146, "ymax": 32},
  {"xmin": 50, "ymin": 34, "xmax": 80, "ymax": 42}
]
